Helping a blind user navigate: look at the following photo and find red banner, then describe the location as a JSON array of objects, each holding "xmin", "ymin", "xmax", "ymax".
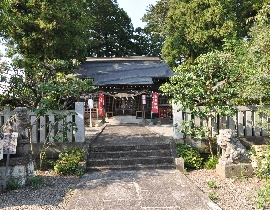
[
  {"xmin": 151, "ymin": 92, "xmax": 159, "ymax": 114},
  {"xmin": 98, "ymin": 94, "xmax": 104, "ymax": 116}
]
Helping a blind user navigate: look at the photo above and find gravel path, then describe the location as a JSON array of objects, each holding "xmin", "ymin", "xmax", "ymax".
[
  {"xmin": 186, "ymin": 169, "xmax": 268, "ymax": 210},
  {"xmin": 0, "ymin": 171, "xmax": 82, "ymax": 210}
]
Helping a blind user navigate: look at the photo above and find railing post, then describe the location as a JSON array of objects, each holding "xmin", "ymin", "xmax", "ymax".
[
  {"xmin": 31, "ymin": 115, "xmax": 38, "ymax": 143},
  {"xmin": 39, "ymin": 116, "xmax": 46, "ymax": 143},
  {"xmin": 75, "ymin": 102, "xmax": 85, "ymax": 142},
  {"xmin": 172, "ymin": 101, "xmax": 184, "ymax": 139},
  {"xmin": 245, "ymin": 110, "xmax": 252, "ymax": 136},
  {"xmin": 3, "ymin": 106, "xmax": 11, "ymax": 122}
]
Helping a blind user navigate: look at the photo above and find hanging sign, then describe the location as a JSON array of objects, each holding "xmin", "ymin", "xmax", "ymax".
[
  {"xmin": 141, "ymin": 95, "xmax": 147, "ymax": 105},
  {"xmin": 2, "ymin": 132, "xmax": 18, "ymax": 155},
  {"xmin": 98, "ymin": 94, "xmax": 104, "ymax": 116},
  {"xmin": 88, "ymin": 99, "xmax": 93, "ymax": 109},
  {"xmin": 151, "ymin": 92, "xmax": 159, "ymax": 114}
]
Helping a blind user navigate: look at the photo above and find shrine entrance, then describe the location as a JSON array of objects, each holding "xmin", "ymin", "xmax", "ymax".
[
  {"xmin": 75, "ymin": 56, "xmax": 175, "ymax": 125},
  {"xmin": 81, "ymin": 92, "xmax": 172, "ymax": 125},
  {"xmin": 105, "ymin": 94, "xmax": 140, "ymax": 116}
]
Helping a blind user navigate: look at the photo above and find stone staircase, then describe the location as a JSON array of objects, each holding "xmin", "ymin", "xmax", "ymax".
[{"xmin": 86, "ymin": 142, "xmax": 176, "ymax": 171}]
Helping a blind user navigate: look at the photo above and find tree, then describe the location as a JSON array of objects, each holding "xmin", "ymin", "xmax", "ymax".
[
  {"xmin": 87, "ymin": 0, "xmax": 134, "ymax": 57},
  {"xmin": 160, "ymin": 48, "xmax": 244, "ymax": 156},
  {"xmin": 132, "ymin": 27, "xmax": 163, "ymax": 56},
  {"xmin": 0, "ymin": 0, "xmax": 93, "ymax": 111},
  {"xmin": 241, "ymin": 3, "xmax": 270, "ymax": 105},
  {"xmin": 141, "ymin": 0, "xmax": 168, "ymax": 56},
  {"xmin": 162, "ymin": 0, "xmax": 264, "ymax": 67},
  {"xmin": 0, "ymin": 0, "xmax": 95, "ymax": 170}
]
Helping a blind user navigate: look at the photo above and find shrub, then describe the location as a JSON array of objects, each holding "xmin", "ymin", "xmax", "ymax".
[
  {"xmin": 255, "ymin": 181, "xmax": 270, "ymax": 209},
  {"xmin": 204, "ymin": 155, "xmax": 219, "ymax": 169},
  {"xmin": 29, "ymin": 175, "xmax": 48, "ymax": 189},
  {"xmin": 254, "ymin": 146, "xmax": 270, "ymax": 179},
  {"xmin": 54, "ymin": 147, "xmax": 84, "ymax": 176},
  {"xmin": 6, "ymin": 177, "xmax": 22, "ymax": 191},
  {"xmin": 176, "ymin": 143, "xmax": 203, "ymax": 169}
]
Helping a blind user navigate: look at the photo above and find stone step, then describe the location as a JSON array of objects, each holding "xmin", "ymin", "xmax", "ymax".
[
  {"xmin": 89, "ymin": 144, "xmax": 171, "ymax": 152},
  {"xmin": 88, "ymin": 149, "xmax": 172, "ymax": 159},
  {"xmin": 87, "ymin": 163, "xmax": 176, "ymax": 171},
  {"xmin": 87, "ymin": 156, "xmax": 174, "ymax": 167}
]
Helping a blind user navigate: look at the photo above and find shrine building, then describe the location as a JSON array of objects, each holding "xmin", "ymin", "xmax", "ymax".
[{"xmin": 75, "ymin": 56, "xmax": 174, "ymax": 124}]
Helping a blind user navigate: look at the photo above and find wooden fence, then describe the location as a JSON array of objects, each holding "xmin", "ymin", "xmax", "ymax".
[
  {"xmin": 173, "ymin": 105, "xmax": 270, "ymax": 138},
  {"xmin": 0, "ymin": 102, "xmax": 85, "ymax": 143}
]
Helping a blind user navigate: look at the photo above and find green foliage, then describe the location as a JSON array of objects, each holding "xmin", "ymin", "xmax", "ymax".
[
  {"xmin": 176, "ymin": 143, "xmax": 203, "ymax": 169},
  {"xmin": 132, "ymin": 27, "xmax": 163, "ymax": 56},
  {"xmin": 241, "ymin": 3, "xmax": 270, "ymax": 105},
  {"xmin": 180, "ymin": 121, "xmax": 209, "ymax": 140},
  {"xmin": 207, "ymin": 180, "xmax": 219, "ymax": 189},
  {"xmin": 87, "ymin": 0, "xmax": 134, "ymax": 57},
  {"xmin": 249, "ymin": 107, "xmax": 270, "ymax": 179},
  {"xmin": 38, "ymin": 111, "xmax": 79, "ymax": 170},
  {"xmin": 160, "ymin": 0, "xmax": 264, "ymax": 67},
  {"xmin": 204, "ymin": 155, "xmax": 219, "ymax": 169},
  {"xmin": 0, "ymin": 0, "xmax": 90, "ymax": 62},
  {"xmin": 0, "ymin": 0, "xmax": 94, "ymax": 109},
  {"xmin": 254, "ymin": 145, "xmax": 270, "ymax": 180},
  {"xmin": 54, "ymin": 147, "xmax": 84, "ymax": 176},
  {"xmin": 160, "ymin": 50, "xmax": 240, "ymax": 112},
  {"xmin": 207, "ymin": 179, "xmax": 219, "ymax": 201},
  {"xmin": 37, "ymin": 155, "xmax": 55, "ymax": 171},
  {"xmin": 6, "ymin": 177, "xmax": 22, "ymax": 192},
  {"xmin": 209, "ymin": 191, "xmax": 218, "ymax": 201},
  {"xmin": 29, "ymin": 175, "xmax": 48, "ymax": 189},
  {"xmin": 160, "ymin": 50, "xmax": 239, "ymax": 156},
  {"xmin": 141, "ymin": 0, "xmax": 168, "ymax": 56},
  {"xmin": 255, "ymin": 181, "xmax": 270, "ymax": 209}
]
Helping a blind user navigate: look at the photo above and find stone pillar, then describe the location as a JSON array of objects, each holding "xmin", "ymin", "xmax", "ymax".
[
  {"xmin": 172, "ymin": 101, "xmax": 184, "ymax": 140},
  {"xmin": 75, "ymin": 102, "xmax": 85, "ymax": 142},
  {"xmin": 1, "ymin": 107, "xmax": 31, "ymax": 156},
  {"xmin": 0, "ymin": 107, "xmax": 34, "ymax": 191}
]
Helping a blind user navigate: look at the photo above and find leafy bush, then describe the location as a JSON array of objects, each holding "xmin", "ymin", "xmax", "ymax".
[
  {"xmin": 176, "ymin": 143, "xmax": 203, "ymax": 169},
  {"xmin": 255, "ymin": 181, "xmax": 270, "ymax": 209},
  {"xmin": 204, "ymin": 155, "xmax": 219, "ymax": 169},
  {"xmin": 255, "ymin": 146, "xmax": 270, "ymax": 179},
  {"xmin": 54, "ymin": 147, "xmax": 84, "ymax": 176}
]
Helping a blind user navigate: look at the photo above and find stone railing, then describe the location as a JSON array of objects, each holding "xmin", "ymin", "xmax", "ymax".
[
  {"xmin": 172, "ymin": 104, "xmax": 270, "ymax": 139},
  {"xmin": 0, "ymin": 102, "xmax": 85, "ymax": 143}
]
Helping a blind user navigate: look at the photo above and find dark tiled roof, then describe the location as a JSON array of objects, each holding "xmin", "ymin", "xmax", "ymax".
[{"xmin": 75, "ymin": 57, "xmax": 174, "ymax": 86}]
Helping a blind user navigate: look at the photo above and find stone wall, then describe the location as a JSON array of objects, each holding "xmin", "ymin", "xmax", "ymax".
[{"xmin": 0, "ymin": 155, "xmax": 35, "ymax": 189}]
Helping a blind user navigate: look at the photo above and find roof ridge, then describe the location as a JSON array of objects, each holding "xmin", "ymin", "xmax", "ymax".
[{"xmin": 86, "ymin": 56, "xmax": 160, "ymax": 62}]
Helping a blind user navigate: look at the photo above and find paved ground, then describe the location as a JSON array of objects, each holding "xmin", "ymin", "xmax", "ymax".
[
  {"xmin": 71, "ymin": 123, "xmax": 221, "ymax": 210},
  {"xmin": 66, "ymin": 169, "xmax": 221, "ymax": 210},
  {"xmin": 85, "ymin": 123, "xmax": 174, "ymax": 143},
  {"xmin": 91, "ymin": 125, "xmax": 170, "ymax": 146}
]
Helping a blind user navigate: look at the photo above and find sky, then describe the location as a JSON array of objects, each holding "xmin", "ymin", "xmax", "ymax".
[{"xmin": 117, "ymin": 0, "xmax": 157, "ymax": 28}]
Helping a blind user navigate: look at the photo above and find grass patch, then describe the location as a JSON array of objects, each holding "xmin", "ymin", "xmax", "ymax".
[{"xmin": 29, "ymin": 175, "xmax": 49, "ymax": 189}]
